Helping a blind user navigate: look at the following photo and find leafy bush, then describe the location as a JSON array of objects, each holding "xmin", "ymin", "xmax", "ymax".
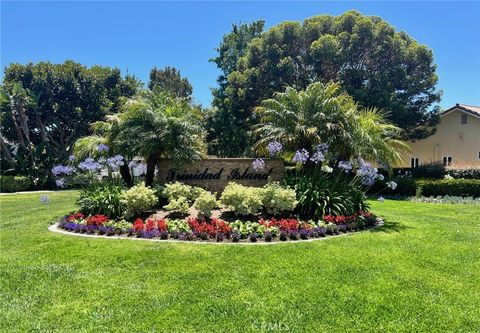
[
  {"xmin": 286, "ymin": 174, "xmax": 365, "ymax": 219},
  {"xmin": 162, "ymin": 181, "xmax": 207, "ymax": 203},
  {"xmin": 416, "ymin": 179, "xmax": 480, "ymax": 197},
  {"xmin": 193, "ymin": 191, "xmax": 219, "ymax": 218},
  {"xmin": 261, "ymin": 182, "xmax": 298, "ymax": 215},
  {"xmin": 0, "ymin": 175, "xmax": 32, "ymax": 192},
  {"xmin": 446, "ymin": 169, "xmax": 480, "ymax": 179},
  {"xmin": 220, "ymin": 182, "xmax": 263, "ymax": 216},
  {"xmin": 163, "ymin": 196, "xmax": 190, "ymax": 215},
  {"xmin": 120, "ymin": 182, "xmax": 158, "ymax": 217},
  {"xmin": 77, "ymin": 183, "xmax": 125, "ymax": 218},
  {"xmin": 411, "ymin": 162, "xmax": 445, "ymax": 179}
]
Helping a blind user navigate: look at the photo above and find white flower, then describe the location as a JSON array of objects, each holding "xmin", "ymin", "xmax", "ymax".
[{"xmin": 321, "ymin": 165, "xmax": 333, "ymax": 173}]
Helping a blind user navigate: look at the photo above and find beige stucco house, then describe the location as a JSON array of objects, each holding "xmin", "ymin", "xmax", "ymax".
[{"xmin": 399, "ymin": 104, "xmax": 480, "ymax": 168}]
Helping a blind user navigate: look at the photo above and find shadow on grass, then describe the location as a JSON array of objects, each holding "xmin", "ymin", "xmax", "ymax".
[{"xmin": 371, "ymin": 219, "xmax": 412, "ymax": 234}]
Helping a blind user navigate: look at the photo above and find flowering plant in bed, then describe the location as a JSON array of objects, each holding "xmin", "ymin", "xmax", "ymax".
[{"xmin": 57, "ymin": 210, "xmax": 379, "ymax": 243}]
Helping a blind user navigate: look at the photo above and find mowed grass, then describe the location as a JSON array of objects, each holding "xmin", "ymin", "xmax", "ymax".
[{"xmin": 0, "ymin": 191, "xmax": 479, "ymax": 332}]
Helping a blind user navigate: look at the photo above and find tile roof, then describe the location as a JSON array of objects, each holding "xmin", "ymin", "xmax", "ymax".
[
  {"xmin": 457, "ymin": 104, "xmax": 480, "ymax": 115},
  {"xmin": 442, "ymin": 103, "xmax": 480, "ymax": 118}
]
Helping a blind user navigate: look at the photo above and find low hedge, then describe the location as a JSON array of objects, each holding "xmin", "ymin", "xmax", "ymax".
[
  {"xmin": 416, "ymin": 179, "xmax": 480, "ymax": 197},
  {"xmin": 0, "ymin": 175, "xmax": 32, "ymax": 193},
  {"xmin": 446, "ymin": 169, "xmax": 480, "ymax": 180}
]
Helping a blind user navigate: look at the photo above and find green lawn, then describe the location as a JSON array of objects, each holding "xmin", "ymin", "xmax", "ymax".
[{"xmin": 1, "ymin": 191, "xmax": 479, "ymax": 332}]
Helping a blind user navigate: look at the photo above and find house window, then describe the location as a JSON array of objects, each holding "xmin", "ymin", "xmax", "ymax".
[
  {"xmin": 461, "ymin": 114, "xmax": 468, "ymax": 124},
  {"xmin": 443, "ymin": 156, "xmax": 453, "ymax": 166},
  {"xmin": 411, "ymin": 157, "xmax": 419, "ymax": 168}
]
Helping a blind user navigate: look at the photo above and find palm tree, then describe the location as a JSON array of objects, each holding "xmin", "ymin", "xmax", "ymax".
[
  {"xmin": 75, "ymin": 90, "xmax": 207, "ymax": 186},
  {"xmin": 118, "ymin": 90, "xmax": 207, "ymax": 185},
  {"xmin": 253, "ymin": 82, "xmax": 407, "ymax": 164}
]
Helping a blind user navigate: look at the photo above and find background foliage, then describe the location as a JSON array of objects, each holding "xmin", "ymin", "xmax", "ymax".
[
  {"xmin": 0, "ymin": 61, "xmax": 139, "ymax": 185},
  {"xmin": 209, "ymin": 11, "xmax": 441, "ymax": 156}
]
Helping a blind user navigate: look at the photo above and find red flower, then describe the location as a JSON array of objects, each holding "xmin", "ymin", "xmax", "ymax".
[
  {"xmin": 145, "ymin": 218, "xmax": 156, "ymax": 232},
  {"xmin": 133, "ymin": 218, "xmax": 144, "ymax": 232},
  {"xmin": 157, "ymin": 219, "xmax": 168, "ymax": 232},
  {"xmin": 324, "ymin": 215, "xmax": 335, "ymax": 223},
  {"xmin": 87, "ymin": 214, "xmax": 108, "ymax": 226}
]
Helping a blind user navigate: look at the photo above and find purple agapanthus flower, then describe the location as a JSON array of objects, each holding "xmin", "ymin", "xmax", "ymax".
[
  {"xmin": 338, "ymin": 161, "xmax": 352, "ymax": 171},
  {"xmin": 310, "ymin": 151, "xmax": 325, "ymax": 164},
  {"xmin": 97, "ymin": 143, "xmax": 110, "ymax": 152},
  {"xmin": 377, "ymin": 174, "xmax": 385, "ymax": 181},
  {"xmin": 356, "ymin": 159, "xmax": 379, "ymax": 186},
  {"xmin": 55, "ymin": 178, "xmax": 66, "ymax": 188},
  {"xmin": 51, "ymin": 165, "xmax": 75, "ymax": 176},
  {"xmin": 292, "ymin": 149, "xmax": 309, "ymax": 163},
  {"xmin": 68, "ymin": 155, "xmax": 75, "ymax": 161},
  {"xmin": 252, "ymin": 158, "xmax": 265, "ymax": 171},
  {"xmin": 78, "ymin": 158, "xmax": 102, "ymax": 172},
  {"xmin": 267, "ymin": 141, "xmax": 283, "ymax": 157}
]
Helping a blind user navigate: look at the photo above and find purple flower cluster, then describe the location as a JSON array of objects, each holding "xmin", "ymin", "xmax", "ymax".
[
  {"xmin": 292, "ymin": 149, "xmax": 309, "ymax": 163},
  {"xmin": 68, "ymin": 155, "xmax": 75, "ymax": 161},
  {"xmin": 252, "ymin": 158, "xmax": 265, "ymax": 171},
  {"xmin": 129, "ymin": 160, "xmax": 147, "ymax": 176},
  {"xmin": 97, "ymin": 144, "xmax": 110, "ymax": 152},
  {"xmin": 267, "ymin": 141, "xmax": 283, "ymax": 157},
  {"xmin": 310, "ymin": 151, "xmax": 325, "ymax": 164},
  {"xmin": 51, "ymin": 165, "xmax": 75, "ymax": 176},
  {"xmin": 356, "ymin": 159, "xmax": 380, "ymax": 186},
  {"xmin": 55, "ymin": 178, "xmax": 66, "ymax": 188},
  {"xmin": 338, "ymin": 161, "xmax": 352, "ymax": 171},
  {"xmin": 106, "ymin": 155, "xmax": 124, "ymax": 170},
  {"xmin": 78, "ymin": 157, "xmax": 102, "ymax": 172}
]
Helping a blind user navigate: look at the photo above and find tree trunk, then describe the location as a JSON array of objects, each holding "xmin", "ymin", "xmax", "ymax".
[
  {"xmin": 119, "ymin": 164, "xmax": 133, "ymax": 187},
  {"xmin": 145, "ymin": 155, "xmax": 158, "ymax": 187}
]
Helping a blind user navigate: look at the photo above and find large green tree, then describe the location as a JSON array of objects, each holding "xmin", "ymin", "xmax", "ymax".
[
  {"xmin": 148, "ymin": 66, "xmax": 192, "ymax": 98},
  {"xmin": 0, "ymin": 61, "xmax": 139, "ymax": 183},
  {"xmin": 210, "ymin": 11, "xmax": 441, "ymax": 156},
  {"xmin": 207, "ymin": 20, "xmax": 265, "ymax": 157}
]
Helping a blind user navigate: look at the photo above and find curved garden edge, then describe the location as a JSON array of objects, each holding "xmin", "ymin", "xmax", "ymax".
[{"xmin": 48, "ymin": 219, "xmax": 384, "ymax": 246}]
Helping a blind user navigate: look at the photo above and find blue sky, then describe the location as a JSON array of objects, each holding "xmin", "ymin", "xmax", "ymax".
[{"xmin": 2, "ymin": 1, "xmax": 479, "ymax": 110}]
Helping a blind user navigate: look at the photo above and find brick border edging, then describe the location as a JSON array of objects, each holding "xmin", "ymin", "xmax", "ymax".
[{"xmin": 48, "ymin": 221, "xmax": 383, "ymax": 246}]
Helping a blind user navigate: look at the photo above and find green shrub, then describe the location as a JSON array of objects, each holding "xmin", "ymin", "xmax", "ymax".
[
  {"xmin": 416, "ymin": 179, "xmax": 480, "ymax": 197},
  {"xmin": 120, "ymin": 182, "xmax": 158, "ymax": 218},
  {"xmin": 261, "ymin": 182, "xmax": 298, "ymax": 215},
  {"xmin": 162, "ymin": 181, "xmax": 207, "ymax": 203},
  {"xmin": 0, "ymin": 175, "xmax": 32, "ymax": 192},
  {"xmin": 285, "ymin": 174, "xmax": 365, "ymax": 219},
  {"xmin": 77, "ymin": 183, "xmax": 125, "ymax": 218},
  {"xmin": 411, "ymin": 162, "xmax": 445, "ymax": 179},
  {"xmin": 446, "ymin": 169, "xmax": 480, "ymax": 179},
  {"xmin": 220, "ymin": 182, "xmax": 263, "ymax": 216},
  {"xmin": 163, "ymin": 196, "xmax": 190, "ymax": 215},
  {"xmin": 193, "ymin": 191, "xmax": 219, "ymax": 218}
]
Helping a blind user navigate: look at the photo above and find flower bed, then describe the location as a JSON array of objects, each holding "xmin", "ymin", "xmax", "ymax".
[{"xmin": 56, "ymin": 210, "xmax": 380, "ymax": 243}]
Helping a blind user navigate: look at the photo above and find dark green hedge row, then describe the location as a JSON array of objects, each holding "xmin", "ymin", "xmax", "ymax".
[
  {"xmin": 416, "ymin": 179, "xmax": 480, "ymax": 197},
  {"xmin": 446, "ymin": 169, "xmax": 480, "ymax": 180},
  {"xmin": 0, "ymin": 175, "xmax": 32, "ymax": 193},
  {"xmin": 369, "ymin": 178, "xmax": 480, "ymax": 197},
  {"xmin": 394, "ymin": 163, "xmax": 480, "ymax": 179}
]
